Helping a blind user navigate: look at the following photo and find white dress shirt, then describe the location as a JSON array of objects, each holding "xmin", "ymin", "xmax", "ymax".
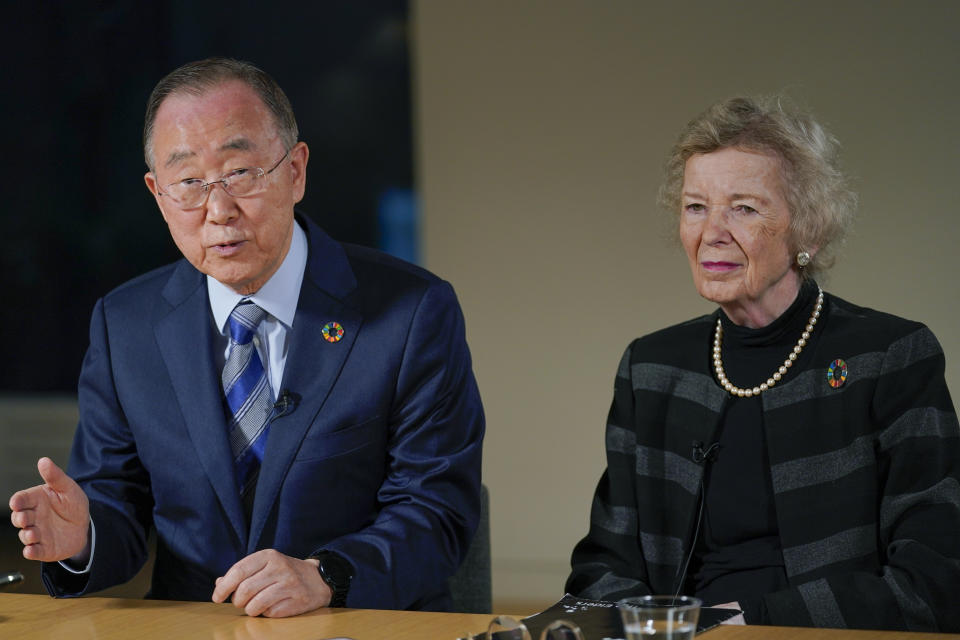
[{"xmin": 207, "ymin": 220, "xmax": 308, "ymax": 397}]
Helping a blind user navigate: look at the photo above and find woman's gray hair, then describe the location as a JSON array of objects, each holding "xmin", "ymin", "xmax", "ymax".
[
  {"xmin": 143, "ymin": 57, "xmax": 298, "ymax": 170},
  {"xmin": 658, "ymin": 96, "xmax": 857, "ymax": 279}
]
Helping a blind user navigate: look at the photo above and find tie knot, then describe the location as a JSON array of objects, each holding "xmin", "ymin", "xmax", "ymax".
[{"xmin": 228, "ymin": 302, "xmax": 267, "ymax": 345}]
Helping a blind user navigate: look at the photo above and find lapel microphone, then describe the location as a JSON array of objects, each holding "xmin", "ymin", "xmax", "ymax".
[
  {"xmin": 691, "ymin": 440, "xmax": 721, "ymax": 464},
  {"xmin": 273, "ymin": 389, "xmax": 300, "ymax": 418},
  {"xmin": 674, "ymin": 441, "xmax": 721, "ymax": 597}
]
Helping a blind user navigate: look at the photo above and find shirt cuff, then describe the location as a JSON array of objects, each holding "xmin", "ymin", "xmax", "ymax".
[{"xmin": 58, "ymin": 518, "xmax": 95, "ymax": 574}]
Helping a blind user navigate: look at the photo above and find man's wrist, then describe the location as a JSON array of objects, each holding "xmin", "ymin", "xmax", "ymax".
[
  {"xmin": 309, "ymin": 550, "xmax": 353, "ymax": 608},
  {"xmin": 59, "ymin": 518, "xmax": 95, "ymax": 574}
]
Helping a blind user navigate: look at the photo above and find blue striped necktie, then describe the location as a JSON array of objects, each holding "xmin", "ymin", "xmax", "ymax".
[{"xmin": 222, "ymin": 301, "xmax": 273, "ymax": 497}]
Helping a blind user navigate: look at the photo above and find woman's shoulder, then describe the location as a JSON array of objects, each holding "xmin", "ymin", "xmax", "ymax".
[
  {"xmin": 622, "ymin": 313, "xmax": 717, "ymax": 367},
  {"xmin": 826, "ymin": 292, "xmax": 933, "ymax": 342},
  {"xmin": 822, "ymin": 292, "xmax": 948, "ymax": 370}
]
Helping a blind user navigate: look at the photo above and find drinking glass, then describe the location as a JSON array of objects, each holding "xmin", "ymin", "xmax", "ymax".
[{"xmin": 617, "ymin": 595, "xmax": 701, "ymax": 640}]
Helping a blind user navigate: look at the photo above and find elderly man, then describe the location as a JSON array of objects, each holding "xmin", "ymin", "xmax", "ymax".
[{"xmin": 8, "ymin": 58, "xmax": 484, "ymax": 617}]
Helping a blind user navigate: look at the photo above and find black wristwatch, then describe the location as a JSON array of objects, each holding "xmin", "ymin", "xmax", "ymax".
[{"xmin": 311, "ymin": 550, "xmax": 354, "ymax": 608}]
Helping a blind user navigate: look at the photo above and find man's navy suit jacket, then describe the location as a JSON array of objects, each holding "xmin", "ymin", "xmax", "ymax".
[{"xmin": 42, "ymin": 216, "xmax": 485, "ymax": 610}]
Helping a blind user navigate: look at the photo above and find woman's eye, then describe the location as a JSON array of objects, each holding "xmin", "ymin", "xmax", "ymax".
[
  {"xmin": 684, "ymin": 203, "xmax": 706, "ymax": 213},
  {"xmin": 733, "ymin": 204, "xmax": 757, "ymax": 214}
]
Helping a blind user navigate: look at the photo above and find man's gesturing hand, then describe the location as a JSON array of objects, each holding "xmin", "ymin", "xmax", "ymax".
[
  {"xmin": 212, "ymin": 549, "xmax": 333, "ymax": 617},
  {"xmin": 8, "ymin": 457, "xmax": 90, "ymax": 562}
]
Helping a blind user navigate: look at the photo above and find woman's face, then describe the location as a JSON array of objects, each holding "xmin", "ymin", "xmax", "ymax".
[{"xmin": 679, "ymin": 147, "xmax": 801, "ymax": 328}]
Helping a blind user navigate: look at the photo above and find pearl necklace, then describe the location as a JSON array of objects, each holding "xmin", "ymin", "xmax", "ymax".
[{"xmin": 712, "ymin": 287, "xmax": 824, "ymax": 397}]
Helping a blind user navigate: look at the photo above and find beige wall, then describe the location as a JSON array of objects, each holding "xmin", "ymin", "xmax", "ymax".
[{"xmin": 412, "ymin": 0, "xmax": 960, "ymax": 604}]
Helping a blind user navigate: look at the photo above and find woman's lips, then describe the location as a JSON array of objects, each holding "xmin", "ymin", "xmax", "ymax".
[{"xmin": 701, "ymin": 261, "xmax": 740, "ymax": 271}]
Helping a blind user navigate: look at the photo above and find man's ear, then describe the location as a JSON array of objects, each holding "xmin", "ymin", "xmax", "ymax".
[
  {"xmin": 144, "ymin": 172, "xmax": 171, "ymax": 224},
  {"xmin": 144, "ymin": 172, "xmax": 161, "ymax": 198},
  {"xmin": 289, "ymin": 141, "xmax": 309, "ymax": 204}
]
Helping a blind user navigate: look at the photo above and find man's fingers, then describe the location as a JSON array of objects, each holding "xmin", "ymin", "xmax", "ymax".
[
  {"xmin": 18, "ymin": 527, "xmax": 38, "ymax": 546},
  {"xmin": 212, "ymin": 556, "xmax": 267, "ymax": 604},
  {"xmin": 212, "ymin": 569, "xmax": 243, "ymax": 603},
  {"xmin": 247, "ymin": 589, "xmax": 290, "ymax": 618},
  {"xmin": 211, "ymin": 576, "xmax": 235, "ymax": 604},
  {"xmin": 22, "ymin": 542, "xmax": 54, "ymax": 562},
  {"xmin": 262, "ymin": 598, "xmax": 296, "ymax": 618},
  {"xmin": 36, "ymin": 457, "xmax": 70, "ymax": 492},
  {"xmin": 10, "ymin": 507, "xmax": 35, "ymax": 529},
  {"xmin": 9, "ymin": 487, "xmax": 39, "ymax": 512},
  {"xmin": 8, "ymin": 460, "xmax": 89, "ymax": 564},
  {"xmin": 213, "ymin": 550, "xmax": 324, "ymax": 617},
  {"xmin": 240, "ymin": 586, "xmax": 272, "ymax": 617},
  {"xmin": 233, "ymin": 571, "xmax": 280, "ymax": 612}
]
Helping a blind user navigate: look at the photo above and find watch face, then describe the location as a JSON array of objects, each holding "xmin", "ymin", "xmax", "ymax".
[{"xmin": 319, "ymin": 553, "xmax": 353, "ymax": 584}]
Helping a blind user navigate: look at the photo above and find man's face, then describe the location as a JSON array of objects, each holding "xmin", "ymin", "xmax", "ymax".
[{"xmin": 144, "ymin": 81, "xmax": 308, "ymax": 295}]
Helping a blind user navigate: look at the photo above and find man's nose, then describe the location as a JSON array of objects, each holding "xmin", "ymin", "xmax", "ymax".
[{"xmin": 204, "ymin": 181, "xmax": 239, "ymax": 223}]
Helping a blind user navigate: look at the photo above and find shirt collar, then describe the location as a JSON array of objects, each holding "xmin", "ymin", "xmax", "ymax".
[{"xmin": 208, "ymin": 220, "xmax": 308, "ymax": 333}]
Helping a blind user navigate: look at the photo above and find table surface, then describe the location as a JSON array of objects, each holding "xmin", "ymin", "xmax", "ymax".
[{"xmin": 1, "ymin": 593, "xmax": 958, "ymax": 640}]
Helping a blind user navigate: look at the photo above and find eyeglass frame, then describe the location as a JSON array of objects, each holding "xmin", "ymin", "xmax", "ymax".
[
  {"xmin": 454, "ymin": 615, "xmax": 583, "ymax": 640},
  {"xmin": 155, "ymin": 149, "xmax": 291, "ymax": 209}
]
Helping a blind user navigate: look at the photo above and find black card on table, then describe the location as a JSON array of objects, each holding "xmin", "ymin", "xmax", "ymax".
[{"xmin": 482, "ymin": 594, "xmax": 740, "ymax": 639}]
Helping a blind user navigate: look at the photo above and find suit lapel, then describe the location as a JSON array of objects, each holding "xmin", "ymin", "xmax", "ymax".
[
  {"xmin": 248, "ymin": 218, "xmax": 362, "ymax": 551},
  {"xmin": 156, "ymin": 261, "xmax": 248, "ymax": 545}
]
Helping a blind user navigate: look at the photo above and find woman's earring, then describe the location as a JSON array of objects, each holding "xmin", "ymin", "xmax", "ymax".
[{"xmin": 796, "ymin": 251, "xmax": 811, "ymax": 268}]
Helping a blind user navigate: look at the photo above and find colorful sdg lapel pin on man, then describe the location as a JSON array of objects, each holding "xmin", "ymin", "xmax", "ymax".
[{"xmin": 322, "ymin": 321, "xmax": 344, "ymax": 343}]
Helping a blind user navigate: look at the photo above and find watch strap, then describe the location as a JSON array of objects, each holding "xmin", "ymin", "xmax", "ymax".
[{"xmin": 310, "ymin": 550, "xmax": 353, "ymax": 608}]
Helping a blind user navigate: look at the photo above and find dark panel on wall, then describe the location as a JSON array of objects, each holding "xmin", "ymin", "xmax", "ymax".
[{"xmin": 1, "ymin": 1, "xmax": 412, "ymax": 391}]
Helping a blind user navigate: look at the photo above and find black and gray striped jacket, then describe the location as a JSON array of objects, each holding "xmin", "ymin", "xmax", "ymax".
[{"xmin": 566, "ymin": 292, "xmax": 960, "ymax": 631}]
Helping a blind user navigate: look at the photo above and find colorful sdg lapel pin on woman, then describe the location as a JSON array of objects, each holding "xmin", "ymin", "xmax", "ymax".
[{"xmin": 827, "ymin": 358, "xmax": 848, "ymax": 388}]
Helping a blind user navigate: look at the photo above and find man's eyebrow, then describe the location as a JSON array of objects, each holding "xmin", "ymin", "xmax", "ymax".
[
  {"xmin": 219, "ymin": 138, "xmax": 255, "ymax": 152},
  {"xmin": 164, "ymin": 150, "xmax": 196, "ymax": 169},
  {"xmin": 162, "ymin": 138, "xmax": 257, "ymax": 169}
]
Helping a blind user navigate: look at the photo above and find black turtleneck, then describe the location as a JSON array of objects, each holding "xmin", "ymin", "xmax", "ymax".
[{"xmin": 691, "ymin": 279, "xmax": 820, "ymax": 623}]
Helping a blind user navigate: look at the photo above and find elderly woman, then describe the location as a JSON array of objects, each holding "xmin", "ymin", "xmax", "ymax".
[{"xmin": 565, "ymin": 96, "xmax": 960, "ymax": 631}]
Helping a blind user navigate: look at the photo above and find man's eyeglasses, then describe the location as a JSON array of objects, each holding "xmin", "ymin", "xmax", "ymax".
[{"xmin": 157, "ymin": 150, "xmax": 289, "ymax": 209}]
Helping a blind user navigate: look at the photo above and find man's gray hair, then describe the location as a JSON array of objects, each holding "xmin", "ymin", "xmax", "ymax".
[{"xmin": 143, "ymin": 57, "xmax": 298, "ymax": 170}]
